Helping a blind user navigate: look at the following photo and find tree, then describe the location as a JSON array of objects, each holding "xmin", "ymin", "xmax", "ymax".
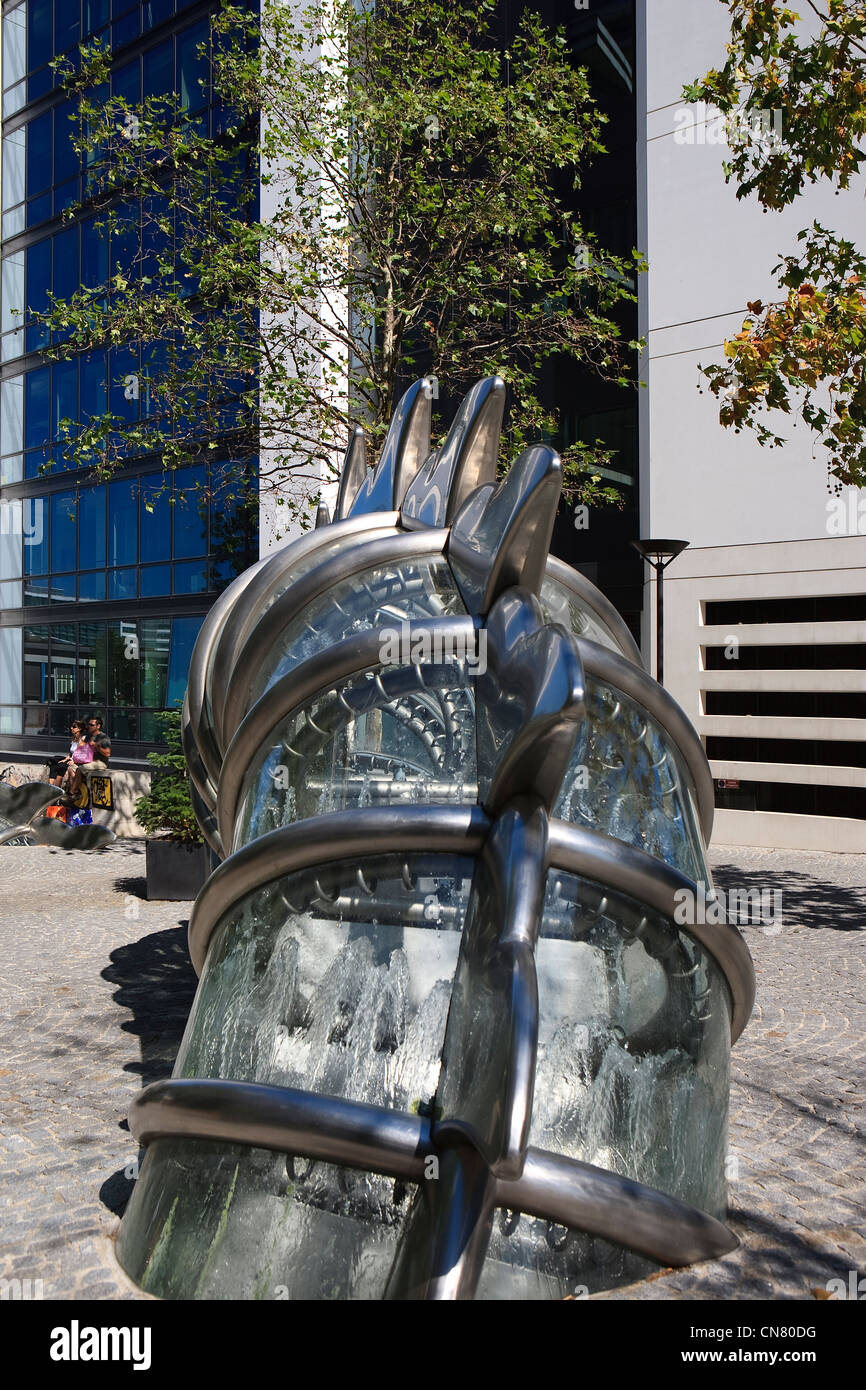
[
  {"xmin": 38, "ymin": 0, "xmax": 642, "ymax": 528},
  {"xmin": 685, "ymin": 0, "xmax": 866, "ymax": 489}
]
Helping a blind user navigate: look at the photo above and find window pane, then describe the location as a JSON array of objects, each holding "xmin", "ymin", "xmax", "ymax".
[
  {"xmin": 173, "ymin": 559, "xmax": 207, "ymax": 593},
  {"xmin": 0, "ymin": 707, "xmax": 23, "ymax": 736},
  {"xmin": 24, "ymin": 366, "xmax": 49, "ymax": 450},
  {"xmin": 48, "ymin": 573, "xmax": 75, "ymax": 601},
  {"xmin": 2, "ymin": 128, "xmax": 25, "ymax": 211},
  {"xmin": 140, "ymin": 475, "xmax": 171, "ymax": 561},
  {"xmin": 52, "ymin": 357, "xmax": 77, "ymax": 442},
  {"xmin": 167, "ymin": 615, "xmax": 203, "ymax": 707},
  {"xmin": 113, "ymin": 58, "xmax": 140, "ymax": 105},
  {"xmin": 50, "ymin": 624, "xmax": 77, "ymax": 705},
  {"xmin": 108, "ymin": 478, "xmax": 137, "ymax": 565},
  {"xmin": 108, "ymin": 619, "xmax": 138, "ymax": 705},
  {"xmin": 1, "ymin": 376, "xmax": 24, "ymax": 456},
  {"xmin": 140, "ymin": 563, "xmax": 171, "ymax": 596},
  {"xmin": 177, "ymin": 20, "xmax": 209, "ymax": 112},
  {"xmin": 28, "ymin": 0, "xmax": 52, "ymax": 76},
  {"xmin": 109, "ymin": 343, "xmax": 139, "ymax": 424},
  {"xmin": 0, "ymin": 628, "xmax": 22, "ymax": 704},
  {"xmin": 22, "ymin": 497, "xmax": 48, "ymax": 575},
  {"xmin": 81, "ymin": 349, "xmax": 107, "ymax": 421},
  {"xmin": 78, "ymin": 570, "xmax": 106, "ymax": 601},
  {"xmin": 78, "ymin": 621, "xmax": 106, "ymax": 704},
  {"xmin": 50, "ymin": 491, "xmax": 76, "ymax": 572},
  {"xmin": 1, "ymin": 251, "xmax": 24, "ymax": 336},
  {"xmin": 110, "ymin": 708, "xmax": 136, "ymax": 740},
  {"xmin": 0, "ymin": 504, "xmax": 22, "ymax": 581},
  {"xmin": 108, "ymin": 567, "xmax": 136, "ymax": 599},
  {"xmin": 52, "ymin": 224, "xmax": 79, "ymax": 307},
  {"xmin": 25, "ymin": 237, "xmax": 50, "ymax": 350},
  {"xmin": 143, "ymin": 37, "xmax": 173, "ymax": 99},
  {"xmin": 82, "ymin": 216, "xmax": 108, "ymax": 290},
  {"xmin": 23, "ymin": 624, "xmax": 49, "ymax": 702},
  {"xmin": 26, "ymin": 110, "xmax": 51, "ymax": 197},
  {"xmin": 78, "ymin": 484, "xmax": 106, "ymax": 568},
  {"xmin": 3, "ymin": 6, "xmax": 27, "ymax": 89},
  {"xmin": 84, "ymin": 1, "xmax": 109, "ymax": 36},
  {"xmin": 54, "ymin": 1, "xmax": 80, "ymax": 55},
  {"xmin": 144, "ymin": 1, "xmax": 174, "ymax": 29},
  {"xmin": 141, "ymin": 616, "xmax": 170, "ymax": 707},
  {"xmin": 172, "ymin": 463, "xmax": 206, "ymax": 557}
]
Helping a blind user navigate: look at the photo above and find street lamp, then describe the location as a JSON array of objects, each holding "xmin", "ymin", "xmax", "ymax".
[{"xmin": 630, "ymin": 538, "xmax": 689, "ymax": 687}]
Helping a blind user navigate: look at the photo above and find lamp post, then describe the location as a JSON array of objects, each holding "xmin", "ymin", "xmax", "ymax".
[{"xmin": 630, "ymin": 539, "xmax": 689, "ymax": 687}]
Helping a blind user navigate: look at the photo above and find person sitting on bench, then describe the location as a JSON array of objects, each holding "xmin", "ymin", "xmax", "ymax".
[{"xmin": 67, "ymin": 716, "xmax": 111, "ymax": 801}]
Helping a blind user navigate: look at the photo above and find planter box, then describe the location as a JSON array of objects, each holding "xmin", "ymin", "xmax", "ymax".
[{"xmin": 146, "ymin": 838, "xmax": 211, "ymax": 901}]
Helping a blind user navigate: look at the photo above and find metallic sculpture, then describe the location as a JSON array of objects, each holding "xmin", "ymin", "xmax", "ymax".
[
  {"xmin": 0, "ymin": 781, "xmax": 115, "ymax": 851},
  {"xmin": 117, "ymin": 377, "xmax": 755, "ymax": 1300}
]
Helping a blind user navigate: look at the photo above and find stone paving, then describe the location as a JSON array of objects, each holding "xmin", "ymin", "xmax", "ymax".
[{"xmin": 0, "ymin": 839, "xmax": 863, "ymax": 1301}]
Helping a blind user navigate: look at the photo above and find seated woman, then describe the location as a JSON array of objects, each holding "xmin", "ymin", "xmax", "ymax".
[
  {"xmin": 66, "ymin": 715, "xmax": 111, "ymax": 803},
  {"xmin": 47, "ymin": 719, "xmax": 86, "ymax": 788}
]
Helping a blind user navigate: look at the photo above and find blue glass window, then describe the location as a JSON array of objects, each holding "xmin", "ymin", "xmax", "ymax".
[
  {"xmin": 167, "ymin": 615, "xmax": 204, "ymax": 706},
  {"xmin": 109, "ymin": 567, "xmax": 136, "ymax": 600},
  {"xmin": 52, "ymin": 358, "xmax": 77, "ymax": 442},
  {"xmin": 109, "ymin": 344, "xmax": 140, "ymax": 423},
  {"xmin": 53, "ymin": 102, "xmax": 79, "ymax": 183},
  {"xmin": 173, "ymin": 560, "xmax": 207, "ymax": 594},
  {"xmin": 23, "ymin": 499, "xmax": 49, "ymax": 575},
  {"xmin": 25, "ymin": 237, "xmax": 50, "ymax": 352},
  {"xmin": 108, "ymin": 478, "xmax": 137, "ymax": 566},
  {"xmin": 52, "ymin": 225, "xmax": 79, "ymax": 310},
  {"xmin": 177, "ymin": 21, "xmax": 209, "ymax": 113},
  {"xmin": 26, "ymin": 110, "xmax": 51, "ymax": 197},
  {"xmin": 81, "ymin": 350, "xmax": 107, "ymax": 421},
  {"xmin": 82, "ymin": 216, "xmax": 108, "ymax": 291},
  {"xmin": 140, "ymin": 476, "xmax": 171, "ymax": 562},
  {"xmin": 113, "ymin": 58, "xmax": 140, "ymax": 105},
  {"xmin": 108, "ymin": 618, "xmax": 138, "ymax": 705},
  {"xmin": 78, "ymin": 571, "xmax": 106, "ymax": 601},
  {"xmin": 172, "ymin": 464, "xmax": 206, "ymax": 558},
  {"xmin": 50, "ymin": 492, "xmax": 76, "ymax": 572},
  {"xmin": 112, "ymin": 0, "xmax": 140, "ymax": 47},
  {"xmin": 78, "ymin": 485, "xmax": 106, "ymax": 569},
  {"xmin": 28, "ymin": 1, "xmax": 53, "ymax": 76},
  {"xmin": 49, "ymin": 574, "xmax": 76, "ymax": 601},
  {"xmin": 143, "ymin": 38, "xmax": 173, "ymax": 102},
  {"xmin": 144, "ymin": 1, "xmax": 174, "ymax": 29},
  {"xmin": 140, "ymin": 563, "xmax": 171, "ymax": 596},
  {"xmin": 54, "ymin": 2, "xmax": 80, "ymax": 56},
  {"xmin": 84, "ymin": 2, "xmax": 110, "ymax": 38},
  {"xmin": 24, "ymin": 366, "xmax": 49, "ymax": 450}
]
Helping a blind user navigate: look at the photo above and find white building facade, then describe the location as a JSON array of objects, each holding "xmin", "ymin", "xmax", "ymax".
[{"xmin": 637, "ymin": 0, "xmax": 866, "ymax": 852}]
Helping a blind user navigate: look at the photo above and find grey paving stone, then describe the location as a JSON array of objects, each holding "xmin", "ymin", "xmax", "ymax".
[{"xmin": 0, "ymin": 838, "xmax": 863, "ymax": 1301}]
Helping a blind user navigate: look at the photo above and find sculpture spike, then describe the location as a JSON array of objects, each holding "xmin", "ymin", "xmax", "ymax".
[
  {"xmin": 447, "ymin": 444, "xmax": 562, "ymax": 615},
  {"xmin": 348, "ymin": 380, "xmax": 431, "ymax": 517},
  {"xmin": 335, "ymin": 426, "xmax": 368, "ymax": 519},
  {"xmin": 314, "ymin": 501, "xmax": 331, "ymax": 529},
  {"xmin": 401, "ymin": 376, "xmax": 506, "ymax": 529},
  {"xmin": 478, "ymin": 588, "xmax": 585, "ymax": 814}
]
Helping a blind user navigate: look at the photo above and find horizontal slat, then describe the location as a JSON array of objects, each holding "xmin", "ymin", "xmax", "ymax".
[
  {"xmin": 712, "ymin": 808, "xmax": 866, "ymax": 853},
  {"xmin": 701, "ymin": 620, "xmax": 866, "ymax": 647},
  {"xmin": 710, "ymin": 760, "xmax": 866, "ymax": 789},
  {"xmin": 700, "ymin": 669, "xmax": 865, "ymax": 693},
  {"xmin": 699, "ymin": 714, "xmax": 866, "ymax": 741}
]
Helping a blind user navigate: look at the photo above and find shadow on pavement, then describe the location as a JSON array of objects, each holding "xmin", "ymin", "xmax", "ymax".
[
  {"xmin": 100, "ymin": 923, "xmax": 198, "ymax": 1218},
  {"xmin": 712, "ymin": 864, "xmax": 866, "ymax": 933}
]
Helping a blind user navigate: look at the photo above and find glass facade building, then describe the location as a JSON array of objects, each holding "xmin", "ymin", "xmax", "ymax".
[{"xmin": 0, "ymin": 0, "xmax": 258, "ymax": 760}]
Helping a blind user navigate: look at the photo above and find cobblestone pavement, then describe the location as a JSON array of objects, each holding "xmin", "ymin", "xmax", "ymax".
[{"xmin": 0, "ymin": 840, "xmax": 863, "ymax": 1301}]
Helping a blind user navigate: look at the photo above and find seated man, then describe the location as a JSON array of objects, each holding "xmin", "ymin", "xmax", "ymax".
[{"xmin": 83, "ymin": 716, "xmax": 111, "ymax": 776}]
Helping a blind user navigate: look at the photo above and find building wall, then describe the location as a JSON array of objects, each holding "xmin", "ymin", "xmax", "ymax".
[
  {"xmin": 637, "ymin": 0, "xmax": 866, "ymax": 852},
  {"xmin": 0, "ymin": 1, "xmax": 258, "ymax": 769}
]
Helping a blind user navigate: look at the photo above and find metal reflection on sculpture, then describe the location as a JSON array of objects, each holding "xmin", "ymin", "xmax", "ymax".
[
  {"xmin": 0, "ymin": 782, "xmax": 115, "ymax": 851},
  {"xmin": 117, "ymin": 376, "xmax": 755, "ymax": 1301}
]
